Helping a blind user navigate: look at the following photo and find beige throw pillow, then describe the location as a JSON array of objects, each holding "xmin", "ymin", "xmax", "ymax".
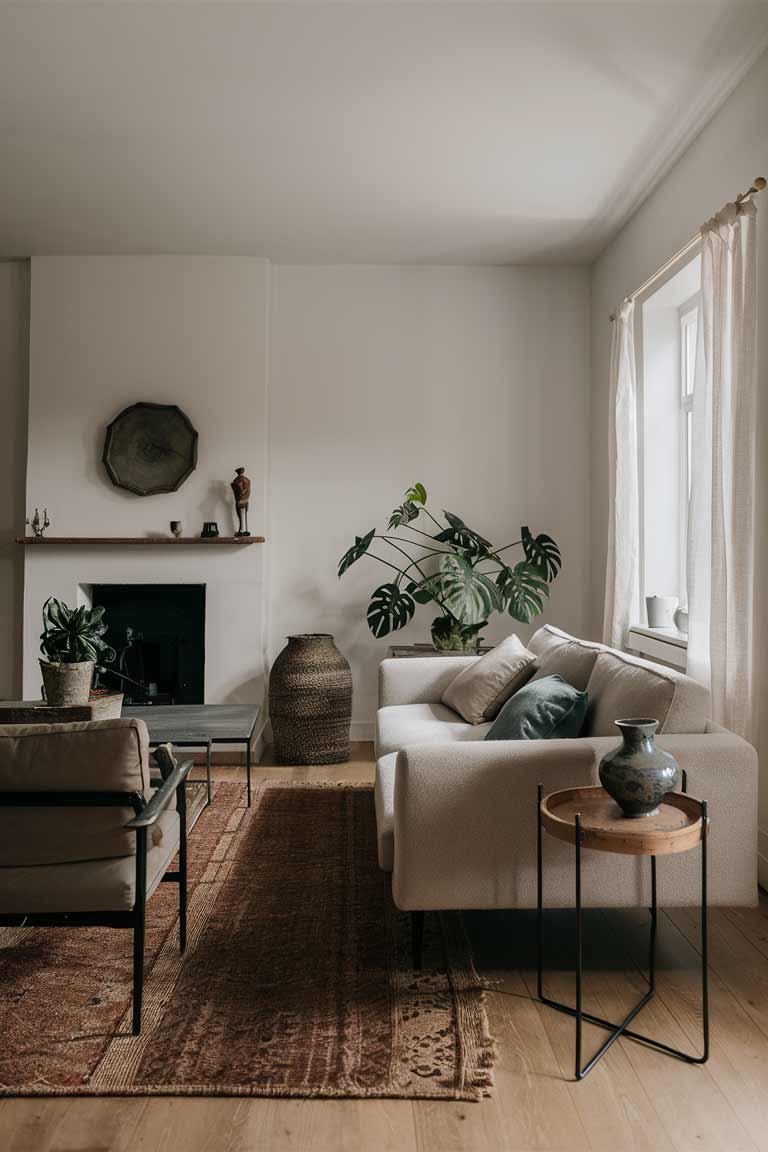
[{"xmin": 441, "ymin": 635, "xmax": 537, "ymax": 724}]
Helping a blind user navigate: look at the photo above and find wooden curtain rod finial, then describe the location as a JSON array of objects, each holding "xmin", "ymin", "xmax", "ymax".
[{"xmin": 753, "ymin": 176, "xmax": 767, "ymax": 191}]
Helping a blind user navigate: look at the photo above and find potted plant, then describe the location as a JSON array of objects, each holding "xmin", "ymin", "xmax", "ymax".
[
  {"xmin": 39, "ymin": 598, "xmax": 118, "ymax": 708},
  {"xmin": 338, "ymin": 483, "xmax": 562, "ymax": 651}
]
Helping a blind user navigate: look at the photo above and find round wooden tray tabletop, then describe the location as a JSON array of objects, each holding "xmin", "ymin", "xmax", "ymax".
[{"xmin": 540, "ymin": 786, "xmax": 706, "ymax": 857}]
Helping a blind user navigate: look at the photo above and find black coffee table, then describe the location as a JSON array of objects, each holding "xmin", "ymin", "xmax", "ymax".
[{"xmin": 124, "ymin": 704, "xmax": 261, "ymax": 807}]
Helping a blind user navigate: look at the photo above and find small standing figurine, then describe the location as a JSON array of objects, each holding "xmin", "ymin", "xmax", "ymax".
[
  {"xmin": 27, "ymin": 508, "xmax": 50, "ymax": 538},
  {"xmin": 231, "ymin": 468, "xmax": 251, "ymax": 537}
]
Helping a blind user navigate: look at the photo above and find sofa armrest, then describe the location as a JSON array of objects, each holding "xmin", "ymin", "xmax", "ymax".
[
  {"xmin": 391, "ymin": 733, "xmax": 757, "ymax": 911},
  {"xmin": 378, "ymin": 656, "xmax": 478, "ymax": 707}
]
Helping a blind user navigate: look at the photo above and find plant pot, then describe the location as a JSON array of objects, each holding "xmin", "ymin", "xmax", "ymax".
[
  {"xmin": 599, "ymin": 718, "xmax": 679, "ymax": 818},
  {"xmin": 88, "ymin": 691, "xmax": 124, "ymax": 720},
  {"xmin": 430, "ymin": 618, "xmax": 483, "ymax": 653},
  {"xmin": 39, "ymin": 659, "xmax": 94, "ymax": 706},
  {"xmin": 269, "ymin": 634, "xmax": 353, "ymax": 765}
]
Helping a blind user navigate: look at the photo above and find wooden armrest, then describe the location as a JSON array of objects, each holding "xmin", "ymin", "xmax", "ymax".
[{"xmin": 125, "ymin": 760, "xmax": 193, "ymax": 829}]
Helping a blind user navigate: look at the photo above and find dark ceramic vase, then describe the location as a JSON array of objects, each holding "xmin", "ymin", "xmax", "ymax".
[
  {"xmin": 599, "ymin": 718, "xmax": 679, "ymax": 818},
  {"xmin": 269, "ymin": 634, "xmax": 352, "ymax": 765}
]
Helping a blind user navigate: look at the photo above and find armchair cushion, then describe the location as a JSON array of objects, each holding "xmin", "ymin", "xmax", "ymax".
[
  {"xmin": 0, "ymin": 718, "xmax": 155, "ymax": 866},
  {"xmin": 441, "ymin": 634, "xmax": 536, "ymax": 723},
  {"xmin": 0, "ymin": 810, "xmax": 180, "ymax": 913}
]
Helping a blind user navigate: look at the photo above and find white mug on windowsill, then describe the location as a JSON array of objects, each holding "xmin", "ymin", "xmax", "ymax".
[{"xmin": 646, "ymin": 595, "xmax": 678, "ymax": 629}]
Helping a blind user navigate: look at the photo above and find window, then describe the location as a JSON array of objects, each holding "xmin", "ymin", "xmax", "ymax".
[
  {"xmin": 639, "ymin": 255, "xmax": 701, "ymax": 627},
  {"xmin": 678, "ymin": 294, "xmax": 699, "ymax": 599}
]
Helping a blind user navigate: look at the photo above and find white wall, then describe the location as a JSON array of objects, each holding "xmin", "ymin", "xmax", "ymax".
[
  {"xmin": 0, "ymin": 261, "xmax": 28, "ymax": 698},
  {"xmin": 23, "ymin": 256, "xmax": 270, "ymax": 706},
  {"xmin": 269, "ymin": 265, "xmax": 591, "ymax": 736},
  {"xmin": 591, "ymin": 48, "xmax": 768, "ymax": 877}
]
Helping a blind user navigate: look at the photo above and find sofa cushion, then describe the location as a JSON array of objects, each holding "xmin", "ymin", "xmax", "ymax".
[
  {"xmin": 441, "ymin": 634, "xmax": 536, "ymax": 723},
  {"xmin": 528, "ymin": 625, "xmax": 602, "ymax": 691},
  {"xmin": 485, "ymin": 674, "xmax": 588, "ymax": 741},
  {"xmin": 376, "ymin": 703, "xmax": 491, "ymax": 758},
  {"xmin": 584, "ymin": 650, "xmax": 709, "ymax": 736},
  {"xmin": 374, "ymin": 753, "xmax": 397, "ymax": 871}
]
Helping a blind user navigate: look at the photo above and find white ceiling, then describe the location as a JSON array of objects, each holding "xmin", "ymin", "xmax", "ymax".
[{"xmin": 1, "ymin": 2, "xmax": 767, "ymax": 264}]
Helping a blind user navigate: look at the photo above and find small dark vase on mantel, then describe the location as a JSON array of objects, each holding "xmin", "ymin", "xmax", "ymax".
[{"xmin": 599, "ymin": 718, "xmax": 679, "ymax": 818}]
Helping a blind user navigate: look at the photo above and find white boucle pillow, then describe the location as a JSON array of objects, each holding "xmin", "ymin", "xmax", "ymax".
[{"xmin": 441, "ymin": 634, "xmax": 537, "ymax": 724}]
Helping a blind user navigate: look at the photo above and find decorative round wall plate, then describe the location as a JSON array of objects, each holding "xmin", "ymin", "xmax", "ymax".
[{"xmin": 103, "ymin": 402, "xmax": 198, "ymax": 496}]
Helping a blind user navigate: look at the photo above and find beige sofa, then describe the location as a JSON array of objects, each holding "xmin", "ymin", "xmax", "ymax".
[{"xmin": 374, "ymin": 625, "xmax": 758, "ymax": 911}]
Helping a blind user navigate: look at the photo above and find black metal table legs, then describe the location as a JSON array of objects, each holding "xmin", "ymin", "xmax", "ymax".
[{"xmin": 536, "ymin": 783, "xmax": 709, "ymax": 1080}]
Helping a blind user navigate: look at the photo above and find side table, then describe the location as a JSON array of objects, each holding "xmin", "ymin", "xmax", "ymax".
[{"xmin": 537, "ymin": 784, "xmax": 709, "ymax": 1080}]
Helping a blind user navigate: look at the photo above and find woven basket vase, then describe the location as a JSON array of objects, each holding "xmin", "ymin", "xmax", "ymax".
[{"xmin": 269, "ymin": 634, "xmax": 353, "ymax": 765}]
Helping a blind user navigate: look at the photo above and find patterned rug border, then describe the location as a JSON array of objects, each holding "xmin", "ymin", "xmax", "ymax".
[{"xmin": 0, "ymin": 779, "xmax": 496, "ymax": 1102}]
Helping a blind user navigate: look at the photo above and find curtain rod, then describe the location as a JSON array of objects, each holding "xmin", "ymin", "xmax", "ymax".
[{"xmin": 609, "ymin": 176, "xmax": 766, "ymax": 321}]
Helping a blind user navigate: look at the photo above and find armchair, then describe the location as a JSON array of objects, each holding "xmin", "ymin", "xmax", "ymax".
[{"xmin": 0, "ymin": 718, "xmax": 192, "ymax": 1034}]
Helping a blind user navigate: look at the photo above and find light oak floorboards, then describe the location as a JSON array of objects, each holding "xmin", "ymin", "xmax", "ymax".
[{"xmin": 2, "ymin": 743, "xmax": 768, "ymax": 1152}]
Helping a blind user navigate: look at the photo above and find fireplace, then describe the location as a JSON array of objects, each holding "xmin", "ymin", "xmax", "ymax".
[{"xmin": 91, "ymin": 584, "xmax": 205, "ymax": 705}]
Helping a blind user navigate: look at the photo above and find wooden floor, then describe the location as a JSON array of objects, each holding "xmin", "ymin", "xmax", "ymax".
[{"xmin": 3, "ymin": 743, "xmax": 768, "ymax": 1152}]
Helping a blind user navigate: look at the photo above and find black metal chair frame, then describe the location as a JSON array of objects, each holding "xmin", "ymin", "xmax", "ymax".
[{"xmin": 0, "ymin": 758, "xmax": 193, "ymax": 1035}]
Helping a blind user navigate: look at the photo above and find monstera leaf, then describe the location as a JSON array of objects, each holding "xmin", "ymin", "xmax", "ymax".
[
  {"xmin": 338, "ymin": 529, "xmax": 376, "ymax": 577},
  {"xmin": 388, "ymin": 501, "xmax": 419, "ymax": 531},
  {"xmin": 497, "ymin": 561, "xmax": 550, "ymax": 624},
  {"xmin": 404, "ymin": 482, "xmax": 427, "ymax": 505},
  {"xmin": 521, "ymin": 526, "xmax": 562, "ymax": 581},
  {"xmin": 366, "ymin": 583, "xmax": 416, "ymax": 638},
  {"xmin": 406, "ymin": 579, "xmax": 436, "ymax": 605},
  {"xmin": 437, "ymin": 553, "xmax": 501, "ymax": 624},
  {"xmin": 434, "ymin": 511, "xmax": 491, "ymax": 556}
]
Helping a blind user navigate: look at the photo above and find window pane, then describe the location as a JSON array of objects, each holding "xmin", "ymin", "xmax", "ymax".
[{"xmin": 684, "ymin": 314, "xmax": 697, "ymax": 395}]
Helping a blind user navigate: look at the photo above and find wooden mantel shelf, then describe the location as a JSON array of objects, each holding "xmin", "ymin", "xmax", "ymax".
[{"xmin": 15, "ymin": 536, "xmax": 265, "ymax": 546}]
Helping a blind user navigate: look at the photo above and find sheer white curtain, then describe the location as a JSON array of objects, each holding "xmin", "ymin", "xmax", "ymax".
[
  {"xmin": 602, "ymin": 299, "xmax": 639, "ymax": 649},
  {"xmin": 687, "ymin": 199, "xmax": 758, "ymax": 739}
]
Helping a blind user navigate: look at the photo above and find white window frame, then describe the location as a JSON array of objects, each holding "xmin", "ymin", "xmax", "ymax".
[{"xmin": 678, "ymin": 292, "xmax": 699, "ymax": 608}]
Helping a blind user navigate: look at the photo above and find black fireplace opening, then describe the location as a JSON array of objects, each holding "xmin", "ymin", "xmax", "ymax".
[{"xmin": 91, "ymin": 584, "xmax": 205, "ymax": 705}]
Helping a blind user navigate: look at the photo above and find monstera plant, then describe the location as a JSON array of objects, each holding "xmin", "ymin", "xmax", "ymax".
[{"xmin": 338, "ymin": 483, "xmax": 561, "ymax": 651}]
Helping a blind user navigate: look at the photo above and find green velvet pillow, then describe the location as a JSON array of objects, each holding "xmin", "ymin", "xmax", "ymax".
[{"xmin": 484, "ymin": 674, "xmax": 588, "ymax": 741}]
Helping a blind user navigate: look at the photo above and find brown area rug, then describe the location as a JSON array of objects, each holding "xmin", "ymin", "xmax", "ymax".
[{"xmin": 0, "ymin": 781, "xmax": 495, "ymax": 1100}]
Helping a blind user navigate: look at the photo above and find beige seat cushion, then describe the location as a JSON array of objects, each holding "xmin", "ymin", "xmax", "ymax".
[
  {"xmin": 374, "ymin": 753, "xmax": 397, "ymax": 871},
  {"xmin": 0, "ymin": 809, "xmax": 179, "ymax": 914},
  {"xmin": 441, "ymin": 635, "xmax": 536, "ymax": 723},
  {"xmin": 528, "ymin": 625, "xmax": 602, "ymax": 691},
  {"xmin": 0, "ymin": 718, "xmax": 158, "ymax": 866},
  {"xmin": 585, "ymin": 650, "xmax": 709, "ymax": 736},
  {"xmin": 376, "ymin": 703, "xmax": 491, "ymax": 758}
]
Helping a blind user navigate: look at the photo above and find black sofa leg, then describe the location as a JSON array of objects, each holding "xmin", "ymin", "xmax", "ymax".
[{"xmin": 412, "ymin": 910, "xmax": 424, "ymax": 970}]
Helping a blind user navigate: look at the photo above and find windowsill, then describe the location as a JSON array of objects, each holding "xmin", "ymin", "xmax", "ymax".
[
  {"xmin": 628, "ymin": 625, "xmax": 688, "ymax": 648},
  {"xmin": 627, "ymin": 625, "xmax": 688, "ymax": 670}
]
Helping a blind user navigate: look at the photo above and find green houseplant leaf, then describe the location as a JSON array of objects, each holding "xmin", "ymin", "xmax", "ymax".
[
  {"xmin": 40, "ymin": 597, "xmax": 117, "ymax": 665},
  {"xmin": 498, "ymin": 561, "xmax": 550, "ymax": 624},
  {"xmin": 338, "ymin": 529, "xmax": 376, "ymax": 578},
  {"xmin": 521, "ymin": 526, "xmax": 562, "ymax": 581},
  {"xmin": 437, "ymin": 553, "xmax": 501, "ymax": 624},
  {"xmin": 388, "ymin": 501, "xmax": 419, "ymax": 531},
  {"xmin": 404, "ymin": 482, "xmax": 427, "ymax": 505},
  {"xmin": 366, "ymin": 583, "xmax": 416, "ymax": 638},
  {"xmin": 434, "ymin": 511, "xmax": 491, "ymax": 555}
]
